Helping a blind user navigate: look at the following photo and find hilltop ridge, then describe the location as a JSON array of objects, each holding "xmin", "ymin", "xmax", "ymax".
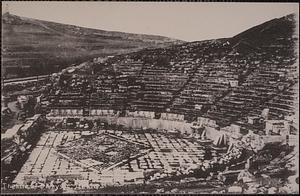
[{"xmin": 1, "ymin": 13, "xmax": 183, "ymax": 78}]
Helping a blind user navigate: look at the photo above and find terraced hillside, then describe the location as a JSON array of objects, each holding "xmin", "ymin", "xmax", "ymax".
[
  {"xmin": 46, "ymin": 14, "xmax": 298, "ymax": 127},
  {"xmin": 1, "ymin": 13, "xmax": 182, "ymax": 79}
]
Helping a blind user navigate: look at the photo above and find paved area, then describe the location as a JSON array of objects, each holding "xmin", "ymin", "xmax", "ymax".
[{"xmin": 14, "ymin": 129, "xmax": 222, "ymax": 185}]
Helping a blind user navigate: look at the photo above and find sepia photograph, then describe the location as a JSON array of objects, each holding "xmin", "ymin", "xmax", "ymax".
[{"xmin": 1, "ymin": 1, "xmax": 299, "ymax": 194}]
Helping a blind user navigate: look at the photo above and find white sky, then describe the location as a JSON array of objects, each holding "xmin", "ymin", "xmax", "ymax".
[{"xmin": 2, "ymin": 1, "xmax": 299, "ymax": 41}]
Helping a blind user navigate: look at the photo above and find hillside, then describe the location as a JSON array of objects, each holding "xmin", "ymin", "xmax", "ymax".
[
  {"xmin": 231, "ymin": 14, "xmax": 297, "ymax": 53},
  {"xmin": 1, "ymin": 13, "xmax": 183, "ymax": 79},
  {"xmin": 45, "ymin": 13, "xmax": 298, "ymax": 128}
]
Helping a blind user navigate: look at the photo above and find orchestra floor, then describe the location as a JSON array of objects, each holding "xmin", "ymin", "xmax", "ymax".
[{"xmin": 13, "ymin": 129, "xmax": 223, "ymax": 185}]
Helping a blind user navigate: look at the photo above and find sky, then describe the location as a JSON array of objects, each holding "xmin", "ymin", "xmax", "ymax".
[{"xmin": 2, "ymin": 1, "xmax": 299, "ymax": 41}]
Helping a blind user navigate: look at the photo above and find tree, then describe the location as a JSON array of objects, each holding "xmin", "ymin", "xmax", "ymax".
[
  {"xmin": 156, "ymin": 55, "xmax": 170, "ymax": 67},
  {"xmin": 23, "ymin": 96, "xmax": 36, "ymax": 116},
  {"xmin": 34, "ymin": 103, "xmax": 42, "ymax": 114}
]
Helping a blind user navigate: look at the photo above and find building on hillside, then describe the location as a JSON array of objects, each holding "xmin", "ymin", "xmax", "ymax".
[
  {"xmin": 247, "ymin": 116, "xmax": 262, "ymax": 125},
  {"xmin": 265, "ymin": 120, "xmax": 290, "ymax": 136},
  {"xmin": 229, "ymin": 80, "xmax": 239, "ymax": 87}
]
